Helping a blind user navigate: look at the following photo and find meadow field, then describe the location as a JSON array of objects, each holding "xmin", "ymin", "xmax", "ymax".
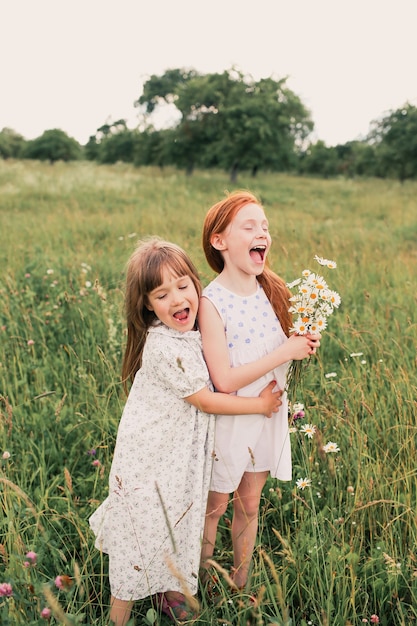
[{"xmin": 0, "ymin": 159, "xmax": 416, "ymax": 626}]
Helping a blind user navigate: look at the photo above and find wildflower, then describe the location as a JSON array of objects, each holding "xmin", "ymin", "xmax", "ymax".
[
  {"xmin": 2, "ymin": 451, "xmax": 10, "ymax": 460},
  {"xmin": 25, "ymin": 551, "xmax": 37, "ymax": 565},
  {"xmin": 314, "ymin": 255, "xmax": 337, "ymax": 269},
  {"xmin": 0, "ymin": 582, "xmax": 13, "ymax": 596},
  {"xmin": 328, "ymin": 290, "xmax": 341, "ymax": 307},
  {"xmin": 370, "ymin": 616, "xmax": 379, "ymax": 624},
  {"xmin": 41, "ymin": 607, "xmax": 52, "ymax": 620},
  {"xmin": 325, "ymin": 372, "xmax": 337, "ymax": 378},
  {"xmin": 300, "ymin": 423, "xmax": 316, "ymax": 439},
  {"xmin": 292, "ymin": 319, "xmax": 308, "ymax": 334},
  {"xmin": 350, "ymin": 352, "xmax": 364, "ymax": 357},
  {"xmin": 55, "ymin": 575, "xmax": 64, "ymax": 589},
  {"xmin": 293, "ymin": 410, "xmax": 305, "ymax": 420},
  {"xmin": 85, "ymin": 281, "xmax": 92, "ymax": 288},
  {"xmin": 292, "ymin": 402, "xmax": 304, "ymax": 413},
  {"xmin": 46, "ymin": 269, "xmax": 54, "ymax": 275},
  {"xmin": 290, "ymin": 401, "xmax": 305, "ymax": 422},
  {"xmin": 27, "ymin": 339, "xmax": 35, "ymax": 346},
  {"xmin": 25, "ymin": 273, "xmax": 31, "ymax": 278},
  {"xmin": 347, "ymin": 485, "xmax": 354, "ymax": 494},
  {"xmin": 296, "ymin": 477, "xmax": 312, "ymax": 490},
  {"xmin": 287, "ymin": 278, "xmax": 302, "ymax": 289},
  {"xmin": 285, "ymin": 256, "xmax": 341, "ymax": 403},
  {"xmin": 55, "ymin": 575, "xmax": 72, "ymax": 590},
  {"xmin": 92, "ymin": 459, "xmax": 101, "ymax": 467},
  {"xmin": 87, "ymin": 448, "xmax": 96, "ymax": 456},
  {"xmin": 323, "ymin": 441, "xmax": 340, "ymax": 453}
]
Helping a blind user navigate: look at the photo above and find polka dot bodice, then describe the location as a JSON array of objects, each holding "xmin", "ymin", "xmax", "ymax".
[{"xmin": 208, "ymin": 284, "xmax": 281, "ymax": 347}]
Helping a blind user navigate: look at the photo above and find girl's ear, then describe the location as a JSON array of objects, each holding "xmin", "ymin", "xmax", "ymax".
[{"xmin": 211, "ymin": 233, "xmax": 226, "ymax": 251}]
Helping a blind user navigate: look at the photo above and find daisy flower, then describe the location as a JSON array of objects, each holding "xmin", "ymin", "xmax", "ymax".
[
  {"xmin": 296, "ymin": 477, "xmax": 312, "ymax": 490},
  {"xmin": 287, "ymin": 278, "xmax": 302, "ymax": 289},
  {"xmin": 323, "ymin": 441, "xmax": 340, "ymax": 453},
  {"xmin": 314, "ymin": 255, "xmax": 337, "ymax": 269},
  {"xmin": 292, "ymin": 402, "xmax": 304, "ymax": 414},
  {"xmin": 285, "ymin": 255, "xmax": 341, "ymax": 404},
  {"xmin": 300, "ymin": 423, "xmax": 316, "ymax": 439}
]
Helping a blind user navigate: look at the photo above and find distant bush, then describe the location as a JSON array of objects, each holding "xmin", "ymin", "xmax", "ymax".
[
  {"xmin": 23, "ymin": 129, "xmax": 81, "ymax": 163},
  {"xmin": 0, "ymin": 128, "xmax": 26, "ymax": 159}
]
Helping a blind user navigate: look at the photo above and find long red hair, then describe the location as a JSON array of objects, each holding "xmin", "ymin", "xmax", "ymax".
[{"xmin": 202, "ymin": 190, "xmax": 292, "ymax": 336}]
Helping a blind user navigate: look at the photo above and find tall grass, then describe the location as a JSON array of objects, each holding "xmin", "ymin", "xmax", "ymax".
[{"xmin": 0, "ymin": 160, "xmax": 416, "ymax": 625}]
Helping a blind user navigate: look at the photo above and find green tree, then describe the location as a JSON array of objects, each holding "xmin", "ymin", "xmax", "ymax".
[
  {"xmin": 0, "ymin": 127, "xmax": 27, "ymax": 158},
  {"xmin": 84, "ymin": 134, "xmax": 102, "ymax": 161},
  {"xmin": 368, "ymin": 103, "xmax": 417, "ymax": 181},
  {"xmin": 86, "ymin": 119, "xmax": 137, "ymax": 164},
  {"xmin": 23, "ymin": 129, "xmax": 81, "ymax": 163},
  {"xmin": 132, "ymin": 128, "xmax": 169, "ymax": 167},
  {"xmin": 299, "ymin": 141, "xmax": 339, "ymax": 177},
  {"xmin": 215, "ymin": 76, "xmax": 313, "ymax": 180},
  {"xmin": 339, "ymin": 141, "xmax": 377, "ymax": 177},
  {"xmin": 99, "ymin": 130, "xmax": 137, "ymax": 164},
  {"xmin": 137, "ymin": 68, "xmax": 198, "ymax": 114},
  {"xmin": 137, "ymin": 69, "xmax": 224, "ymax": 174},
  {"xmin": 136, "ymin": 68, "xmax": 313, "ymax": 179}
]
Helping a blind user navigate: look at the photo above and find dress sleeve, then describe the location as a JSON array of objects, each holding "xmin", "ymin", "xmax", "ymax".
[{"xmin": 146, "ymin": 336, "xmax": 209, "ymax": 399}]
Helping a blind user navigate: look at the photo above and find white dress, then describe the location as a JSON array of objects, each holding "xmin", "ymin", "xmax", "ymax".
[
  {"xmin": 89, "ymin": 323, "xmax": 215, "ymax": 600},
  {"xmin": 202, "ymin": 279, "xmax": 292, "ymax": 493}
]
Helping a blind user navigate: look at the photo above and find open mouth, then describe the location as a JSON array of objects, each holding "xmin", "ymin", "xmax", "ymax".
[
  {"xmin": 249, "ymin": 246, "xmax": 266, "ymax": 263},
  {"xmin": 173, "ymin": 308, "xmax": 190, "ymax": 322}
]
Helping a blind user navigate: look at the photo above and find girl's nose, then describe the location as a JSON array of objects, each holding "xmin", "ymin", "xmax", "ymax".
[{"xmin": 171, "ymin": 289, "xmax": 185, "ymax": 305}]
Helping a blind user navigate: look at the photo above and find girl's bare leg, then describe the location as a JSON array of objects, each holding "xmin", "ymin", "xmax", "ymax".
[
  {"xmin": 200, "ymin": 490, "xmax": 230, "ymax": 573},
  {"xmin": 231, "ymin": 471, "xmax": 269, "ymax": 589},
  {"xmin": 109, "ymin": 595, "xmax": 134, "ymax": 626}
]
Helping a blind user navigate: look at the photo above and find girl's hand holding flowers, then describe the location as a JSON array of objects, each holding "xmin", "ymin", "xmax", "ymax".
[
  {"xmin": 285, "ymin": 332, "xmax": 321, "ymax": 360},
  {"xmin": 307, "ymin": 333, "xmax": 321, "ymax": 355},
  {"xmin": 285, "ymin": 255, "xmax": 341, "ymax": 403}
]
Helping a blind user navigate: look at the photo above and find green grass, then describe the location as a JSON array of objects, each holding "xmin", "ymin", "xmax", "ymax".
[{"xmin": 0, "ymin": 159, "xmax": 416, "ymax": 625}]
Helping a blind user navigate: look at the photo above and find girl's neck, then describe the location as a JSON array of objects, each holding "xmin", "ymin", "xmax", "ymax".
[{"xmin": 215, "ymin": 269, "xmax": 258, "ymax": 297}]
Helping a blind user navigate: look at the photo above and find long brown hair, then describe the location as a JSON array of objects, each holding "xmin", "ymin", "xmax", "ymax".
[
  {"xmin": 122, "ymin": 237, "xmax": 202, "ymax": 392},
  {"xmin": 202, "ymin": 190, "xmax": 292, "ymax": 336}
]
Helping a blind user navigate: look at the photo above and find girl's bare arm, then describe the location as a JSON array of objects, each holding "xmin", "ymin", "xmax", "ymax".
[
  {"xmin": 185, "ymin": 380, "xmax": 282, "ymax": 418},
  {"xmin": 198, "ymin": 296, "xmax": 320, "ymax": 394}
]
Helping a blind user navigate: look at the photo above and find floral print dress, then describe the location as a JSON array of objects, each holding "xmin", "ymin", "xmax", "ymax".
[{"xmin": 89, "ymin": 323, "xmax": 215, "ymax": 600}]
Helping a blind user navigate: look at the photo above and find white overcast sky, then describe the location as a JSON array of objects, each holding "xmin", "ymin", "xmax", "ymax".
[{"xmin": 2, "ymin": 0, "xmax": 416, "ymax": 146}]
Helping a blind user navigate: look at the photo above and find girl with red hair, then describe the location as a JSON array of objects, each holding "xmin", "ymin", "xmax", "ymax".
[{"xmin": 199, "ymin": 191, "xmax": 320, "ymax": 591}]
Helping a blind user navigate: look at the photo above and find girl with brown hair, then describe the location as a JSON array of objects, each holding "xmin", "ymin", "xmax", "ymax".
[{"xmin": 89, "ymin": 236, "xmax": 282, "ymax": 625}]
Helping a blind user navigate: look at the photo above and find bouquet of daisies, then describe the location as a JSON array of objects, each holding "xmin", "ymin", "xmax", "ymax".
[{"xmin": 285, "ymin": 255, "xmax": 341, "ymax": 403}]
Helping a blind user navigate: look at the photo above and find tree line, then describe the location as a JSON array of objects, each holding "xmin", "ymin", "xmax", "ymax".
[{"xmin": 1, "ymin": 68, "xmax": 416, "ymax": 182}]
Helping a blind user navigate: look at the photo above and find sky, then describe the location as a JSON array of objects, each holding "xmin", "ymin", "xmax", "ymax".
[{"xmin": 2, "ymin": 0, "xmax": 416, "ymax": 147}]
